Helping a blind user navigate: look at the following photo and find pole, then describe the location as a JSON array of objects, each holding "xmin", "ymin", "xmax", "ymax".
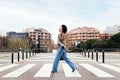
[
  {"xmin": 18, "ymin": 52, "xmax": 20, "ymax": 62},
  {"xmin": 91, "ymin": 50, "xmax": 94, "ymax": 60},
  {"xmin": 11, "ymin": 53, "xmax": 14, "ymax": 63},
  {"xmin": 22, "ymin": 50, "xmax": 24, "ymax": 60},
  {"xmin": 96, "ymin": 50, "xmax": 98, "ymax": 61},
  {"xmin": 102, "ymin": 50, "xmax": 105, "ymax": 63}
]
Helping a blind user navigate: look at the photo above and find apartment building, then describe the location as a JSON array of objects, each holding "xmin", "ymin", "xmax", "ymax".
[
  {"xmin": 66, "ymin": 27, "xmax": 100, "ymax": 44},
  {"xmin": 24, "ymin": 28, "xmax": 53, "ymax": 51},
  {"xmin": 99, "ymin": 33, "xmax": 112, "ymax": 40}
]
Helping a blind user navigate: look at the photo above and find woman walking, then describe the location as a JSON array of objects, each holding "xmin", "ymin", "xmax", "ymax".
[{"xmin": 51, "ymin": 24, "xmax": 77, "ymax": 73}]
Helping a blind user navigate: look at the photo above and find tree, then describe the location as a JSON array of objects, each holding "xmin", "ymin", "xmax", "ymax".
[
  {"xmin": 80, "ymin": 41, "xmax": 86, "ymax": 49},
  {"xmin": 107, "ymin": 32, "xmax": 120, "ymax": 48},
  {"xmin": 92, "ymin": 40, "xmax": 108, "ymax": 48},
  {"xmin": 68, "ymin": 42, "xmax": 76, "ymax": 50},
  {"xmin": 86, "ymin": 39, "xmax": 98, "ymax": 49},
  {"xmin": 0, "ymin": 36, "xmax": 8, "ymax": 49},
  {"xmin": 8, "ymin": 37, "xmax": 31, "ymax": 51}
]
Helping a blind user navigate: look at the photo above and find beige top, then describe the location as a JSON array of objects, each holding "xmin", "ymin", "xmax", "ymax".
[{"xmin": 57, "ymin": 33, "xmax": 66, "ymax": 49}]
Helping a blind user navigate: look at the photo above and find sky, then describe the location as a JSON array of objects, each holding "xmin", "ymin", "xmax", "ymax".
[{"xmin": 0, "ymin": 0, "xmax": 120, "ymax": 43}]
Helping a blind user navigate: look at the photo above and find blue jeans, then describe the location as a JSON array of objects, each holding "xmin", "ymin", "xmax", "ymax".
[{"xmin": 52, "ymin": 46, "xmax": 76, "ymax": 72}]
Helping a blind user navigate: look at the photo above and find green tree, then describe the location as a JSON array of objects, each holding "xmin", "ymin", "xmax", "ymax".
[
  {"xmin": 80, "ymin": 41, "xmax": 86, "ymax": 49},
  {"xmin": 107, "ymin": 32, "xmax": 120, "ymax": 48},
  {"xmin": 86, "ymin": 39, "xmax": 98, "ymax": 49},
  {"xmin": 92, "ymin": 40, "xmax": 108, "ymax": 48}
]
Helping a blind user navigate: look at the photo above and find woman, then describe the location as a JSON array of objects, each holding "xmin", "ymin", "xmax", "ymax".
[{"xmin": 51, "ymin": 24, "xmax": 77, "ymax": 73}]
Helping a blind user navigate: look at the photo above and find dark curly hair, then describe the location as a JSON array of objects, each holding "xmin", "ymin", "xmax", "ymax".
[{"xmin": 61, "ymin": 24, "xmax": 67, "ymax": 34}]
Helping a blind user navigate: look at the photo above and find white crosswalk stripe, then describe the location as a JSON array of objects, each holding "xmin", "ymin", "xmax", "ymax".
[
  {"xmin": 34, "ymin": 64, "xmax": 52, "ymax": 77},
  {"xmin": 63, "ymin": 64, "xmax": 81, "ymax": 77},
  {"xmin": 99, "ymin": 64, "xmax": 120, "ymax": 73},
  {"xmin": 0, "ymin": 64, "xmax": 3, "ymax": 66},
  {"xmin": 0, "ymin": 63, "xmax": 119, "ymax": 78},
  {"xmin": 3, "ymin": 64, "xmax": 35, "ymax": 77},
  {"xmin": 80, "ymin": 64, "xmax": 114, "ymax": 77},
  {"xmin": 0, "ymin": 64, "xmax": 18, "ymax": 72},
  {"xmin": 116, "ymin": 64, "xmax": 120, "ymax": 66}
]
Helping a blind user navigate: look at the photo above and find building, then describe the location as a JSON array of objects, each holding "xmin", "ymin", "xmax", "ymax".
[
  {"xmin": 104, "ymin": 25, "xmax": 120, "ymax": 34},
  {"xmin": 24, "ymin": 28, "xmax": 53, "ymax": 52},
  {"xmin": 7, "ymin": 32, "xmax": 28, "ymax": 40},
  {"xmin": 99, "ymin": 33, "xmax": 112, "ymax": 40},
  {"xmin": 66, "ymin": 27, "xmax": 100, "ymax": 44}
]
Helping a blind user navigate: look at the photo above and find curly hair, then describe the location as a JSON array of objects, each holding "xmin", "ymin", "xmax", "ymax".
[{"xmin": 61, "ymin": 24, "xmax": 67, "ymax": 34}]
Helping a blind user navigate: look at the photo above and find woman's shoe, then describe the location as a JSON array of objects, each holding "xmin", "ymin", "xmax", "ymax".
[
  {"xmin": 72, "ymin": 68, "xmax": 77, "ymax": 72},
  {"xmin": 72, "ymin": 69, "xmax": 75, "ymax": 72},
  {"xmin": 51, "ymin": 71, "xmax": 57, "ymax": 73}
]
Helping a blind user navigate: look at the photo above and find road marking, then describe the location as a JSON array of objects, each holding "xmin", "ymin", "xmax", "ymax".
[
  {"xmin": 3, "ymin": 64, "xmax": 35, "ymax": 77},
  {"xmin": 0, "ymin": 64, "xmax": 18, "ymax": 72},
  {"xmin": 63, "ymin": 64, "xmax": 81, "ymax": 77},
  {"xmin": 99, "ymin": 64, "xmax": 120, "ymax": 73},
  {"xmin": 80, "ymin": 64, "xmax": 114, "ymax": 77},
  {"xmin": 116, "ymin": 64, "xmax": 120, "ymax": 66},
  {"xmin": 34, "ymin": 64, "xmax": 52, "ymax": 77},
  {"xmin": 0, "ymin": 64, "xmax": 3, "ymax": 66}
]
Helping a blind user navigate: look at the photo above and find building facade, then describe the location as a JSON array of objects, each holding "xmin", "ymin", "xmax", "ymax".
[
  {"xmin": 7, "ymin": 32, "xmax": 28, "ymax": 40},
  {"xmin": 99, "ymin": 33, "xmax": 112, "ymax": 40},
  {"xmin": 24, "ymin": 28, "xmax": 53, "ymax": 52},
  {"xmin": 66, "ymin": 27, "xmax": 100, "ymax": 44}
]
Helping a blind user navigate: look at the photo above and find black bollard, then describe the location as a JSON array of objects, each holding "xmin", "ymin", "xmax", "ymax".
[
  {"xmin": 29, "ymin": 51, "xmax": 31, "ymax": 57},
  {"xmin": 91, "ymin": 50, "xmax": 94, "ymax": 60},
  {"xmin": 102, "ymin": 50, "xmax": 105, "ymax": 63},
  {"xmin": 11, "ymin": 53, "xmax": 14, "ymax": 63},
  {"xmin": 18, "ymin": 52, "xmax": 20, "ymax": 62},
  {"xmin": 96, "ymin": 50, "xmax": 98, "ymax": 61}
]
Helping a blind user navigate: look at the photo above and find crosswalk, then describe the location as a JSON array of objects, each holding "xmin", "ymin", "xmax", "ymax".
[
  {"xmin": 80, "ymin": 64, "xmax": 114, "ymax": 77},
  {"xmin": 3, "ymin": 64, "xmax": 35, "ymax": 77},
  {"xmin": 0, "ymin": 63, "xmax": 120, "ymax": 78},
  {"xmin": 34, "ymin": 64, "xmax": 52, "ymax": 77},
  {"xmin": 63, "ymin": 64, "xmax": 81, "ymax": 77}
]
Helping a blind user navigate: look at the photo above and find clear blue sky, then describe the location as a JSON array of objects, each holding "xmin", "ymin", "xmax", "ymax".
[{"xmin": 0, "ymin": 0, "xmax": 120, "ymax": 42}]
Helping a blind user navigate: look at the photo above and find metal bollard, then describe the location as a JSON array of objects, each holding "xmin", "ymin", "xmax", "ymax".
[
  {"xmin": 102, "ymin": 50, "xmax": 105, "ymax": 63},
  {"xmin": 88, "ymin": 50, "xmax": 90, "ymax": 58},
  {"xmin": 96, "ymin": 50, "xmax": 98, "ymax": 61},
  {"xmin": 18, "ymin": 52, "xmax": 20, "ymax": 62},
  {"xmin": 29, "ymin": 51, "xmax": 31, "ymax": 57},
  {"xmin": 11, "ymin": 53, "xmax": 14, "ymax": 63},
  {"xmin": 26, "ymin": 51, "xmax": 28, "ymax": 58},
  {"xmin": 91, "ymin": 50, "xmax": 94, "ymax": 60},
  {"xmin": 82, "ymin": 49, "xmax": 84, "ymax": 56},
  {"xmin": 22, "ymin": 50, "xmax": 24, "ymax": 60}
]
